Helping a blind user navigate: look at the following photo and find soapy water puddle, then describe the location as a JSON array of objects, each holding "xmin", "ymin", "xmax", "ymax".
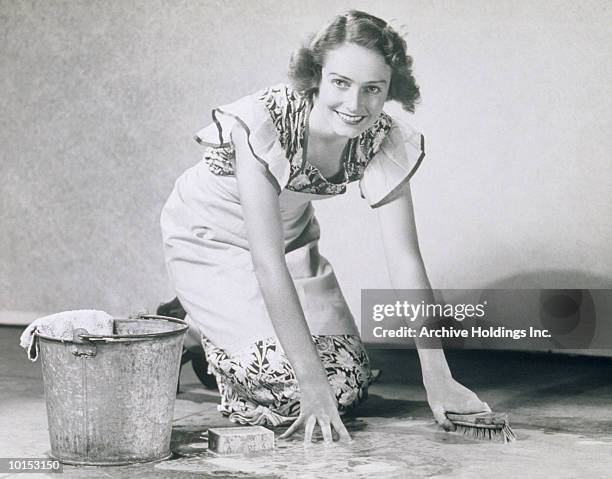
[
  {"xmin": 160, "ymin": 417, "xmax": 611, "ymax": 478},
  {"xmin": 160, "ymin": 418, "xmax": 501, "ymax": 478}
]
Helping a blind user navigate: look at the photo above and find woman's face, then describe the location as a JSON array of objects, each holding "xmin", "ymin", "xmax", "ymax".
[{"xmin": 314, "ymin": 42, "xmax": 392, "ymax": 139}]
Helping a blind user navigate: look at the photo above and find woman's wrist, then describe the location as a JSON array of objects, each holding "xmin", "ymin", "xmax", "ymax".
[
  {"xmin": 418, "ymin": 348, "xmax": 453, "ymax": 385},
  {"xmin": 294, "ymin": 361, "xmax": 329, "ymax": 387}
]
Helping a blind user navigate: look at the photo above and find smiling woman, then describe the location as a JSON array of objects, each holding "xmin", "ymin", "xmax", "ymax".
[
  {"xmin": 312, "ymin": 44, "xmax": 391, "ymax": 134},
  {"xmin": 305, "ymin": 43, "xmax": 392, "ymax": 178},
  {"xmin": 160, "ymin": 9, "xmax": 489, "ymax": 444}
]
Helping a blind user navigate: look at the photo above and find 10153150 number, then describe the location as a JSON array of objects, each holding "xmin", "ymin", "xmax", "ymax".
[{"xmin": 0, "ymin": 458, "xmax": 62, "ymax": 473}]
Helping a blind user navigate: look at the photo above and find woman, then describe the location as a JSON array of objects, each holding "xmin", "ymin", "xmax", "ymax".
[{"xmin": 160, "ymin": 10, "xmax": 488, "ymax": 443}]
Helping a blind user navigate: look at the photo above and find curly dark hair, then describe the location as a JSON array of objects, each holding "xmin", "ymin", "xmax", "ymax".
[{"xmin": 288, "ymin": 10, "xmax": 421, "ymax": 112}]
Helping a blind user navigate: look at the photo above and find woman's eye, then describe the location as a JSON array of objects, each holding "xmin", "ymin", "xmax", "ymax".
[
  {"xmin": 365, "ymin": 85, "xmax": 382, "ymax": 95},
  {"xmin": 332, "ymin": 78, "xmax": 349, "ymax": 88}
]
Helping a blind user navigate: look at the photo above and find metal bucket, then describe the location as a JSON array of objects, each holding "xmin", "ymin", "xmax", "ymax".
[{"xmin": 37, "ymin": 314, "xmax": 188, "ymax": 465}]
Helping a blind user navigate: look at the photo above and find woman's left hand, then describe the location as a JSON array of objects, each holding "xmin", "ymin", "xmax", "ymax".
[{"xmin": 423, "ymin": 376, "xmax": 491, "ymax": 431}]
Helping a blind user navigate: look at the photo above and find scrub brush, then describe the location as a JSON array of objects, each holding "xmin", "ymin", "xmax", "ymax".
[{"xmin": 446, "ymin": 412, "xmax": 517, "ymax": 443}]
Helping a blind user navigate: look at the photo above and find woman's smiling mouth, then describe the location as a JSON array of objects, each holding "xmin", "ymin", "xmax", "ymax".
[{"xmin": 335, "ymin": 111, "xmax": 367, "ymax": 125}]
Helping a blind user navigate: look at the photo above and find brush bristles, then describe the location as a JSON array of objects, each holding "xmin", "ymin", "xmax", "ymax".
[{"xmin": 453, "ymin": 423, "xmax": 517, "ymax": 443}]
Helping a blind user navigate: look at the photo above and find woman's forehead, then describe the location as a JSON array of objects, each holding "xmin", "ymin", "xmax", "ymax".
[{"xmin": 322, "ymin": 43, "xmax": 391, "ymax": 83}]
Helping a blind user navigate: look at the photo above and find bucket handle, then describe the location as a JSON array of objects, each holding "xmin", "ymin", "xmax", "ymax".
[{"xmin": 71, "ymin": 328, "xmax": 97, "ymax": 358}]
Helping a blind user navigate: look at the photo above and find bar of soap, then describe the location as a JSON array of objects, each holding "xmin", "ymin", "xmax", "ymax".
[{"xmin": 208, "ymin": 426, "xmax": 274, "ymax": 454}]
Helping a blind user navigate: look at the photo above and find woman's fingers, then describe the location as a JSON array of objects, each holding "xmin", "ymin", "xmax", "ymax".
[
  {"xmin": 431, "ymin": 405, "xmax": 455, "ymax": 431},
  {"xmin": 279, "ymin": 416, "xmax": 303, "ymax": 439},
  {"xmin": 461, "ymin": 394, "xmax": 490, "ymax": 414},
  {"xmin": 318, "ymin": 415, "xmax": 333, "ymax": 443},
  {"xmin": 304, "ymin": 415, "xmax": 316, "ymax": 444},
  {"xmin": 455, "ymin": 382, "xmax": 490, "ymax": 413},
  {"xmin": 331, "ymin": 415, "xmax": 352, "ymax": 443},
  {"xmin": 279, "ymin": 411, "xmax": 353, "ymax": 444}
]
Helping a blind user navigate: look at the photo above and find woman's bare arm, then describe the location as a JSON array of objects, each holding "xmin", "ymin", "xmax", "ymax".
[
  {"xmin": 231, "ymin": 124, "xmax": 350, "ymax": 443},
  {"xmin": 375, "ymin": 182, "xmax": 489, "ymax": 429}
]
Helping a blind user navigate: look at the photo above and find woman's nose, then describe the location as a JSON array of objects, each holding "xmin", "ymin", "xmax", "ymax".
[{"xmin": 344, "ymin": 87, "xmax": 362, "ymax": 113}]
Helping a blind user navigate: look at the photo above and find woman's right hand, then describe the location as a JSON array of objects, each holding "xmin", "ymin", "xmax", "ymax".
[{"xmin": 279, "ymin": 377, "xmax": 351, "ymax": 444}]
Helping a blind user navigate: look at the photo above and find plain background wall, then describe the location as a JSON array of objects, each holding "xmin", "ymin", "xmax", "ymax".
[{"xmin": 1, "ymin": 1, "xmax": 611, "ymax": 348}]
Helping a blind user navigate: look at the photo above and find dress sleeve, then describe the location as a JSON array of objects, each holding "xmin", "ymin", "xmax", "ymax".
[
  {"xmin": 359, "ymin": 117, "xmax": 425, "ymax": 208},
  {"xmin": 193, "ymin": 91, "xmax": 290, "ymax": 193}
]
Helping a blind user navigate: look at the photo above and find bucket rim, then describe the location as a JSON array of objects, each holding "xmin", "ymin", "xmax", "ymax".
[{"xmin": 35, "ymin": 314, "xmax": 188, "ymax": 343}]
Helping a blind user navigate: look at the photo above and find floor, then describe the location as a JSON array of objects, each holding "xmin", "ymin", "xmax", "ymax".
[{"xmin": 1, "ymin": 325, "xmax": 611, "ymax": 479}]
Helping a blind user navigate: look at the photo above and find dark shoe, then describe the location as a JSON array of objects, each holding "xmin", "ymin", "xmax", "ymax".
[
  {"xmin": 157, "ymin": 296, "xmax": 187, "ymax": 319},
  {"xmin": 157, "ymin": 298, "xmax": 217, "ymax": 391}
]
